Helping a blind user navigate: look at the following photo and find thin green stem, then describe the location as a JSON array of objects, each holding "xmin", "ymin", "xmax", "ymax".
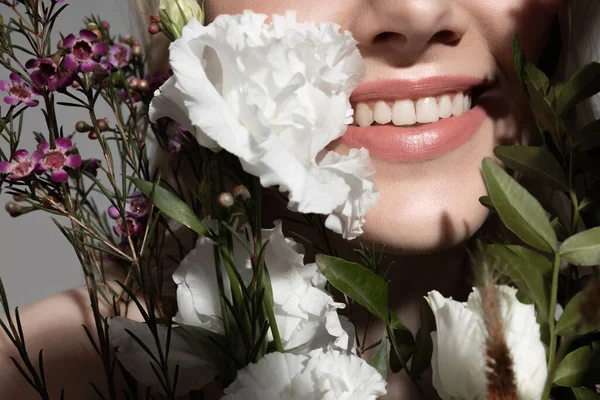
[{"xmin": 547, "ymin": 252, "xmax": 562, "ymax": 369}]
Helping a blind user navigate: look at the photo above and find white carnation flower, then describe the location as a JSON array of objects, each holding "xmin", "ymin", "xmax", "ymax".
[
  {"xmin": 426, "ymin": 285, "xmax": 547, "ymax": 400},
  {"xmin": 173, "ymin": 220, "xmax": 353, "ymax": 353},
  {"xmin": 222, "ymin": 350, "xmax": 387, "ymax": 400},
  {"xmin": 149, "ymin": 10, "xmax": 378, "ymax": 239},
  {"xmin": 108, "ymin": 317, "xmax": 216, "ymax": 395}
]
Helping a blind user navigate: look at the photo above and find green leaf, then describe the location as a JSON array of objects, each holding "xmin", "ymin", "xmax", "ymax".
[
  {"xmin": 389, "ymin": 327, "xmax": 415, "ymax": 373},
  {"xmin": 572, "ymin": 387, "xmax": 600, "ymax": 400},
  {"xmin": 551, "ymin": 217, "xmax": 570, "ymax": 242},
  {"xmin": 554, "ymin": 343, "xmax": 600, "ymax": 387},
  {"xmin": 479, "ymin": 195, "xmax": 496, "ymax": 212},
  {"xmin": 524, "ymin": 61, "xmax": 551, "ymax": 95},
  {"xmin": 512, "ymin": 34, "xmax": 526, "ymax": 82},
  {"xmin": 560, "ymin": 227, "xmax": 600, "ymax": 266},
  {"xmin": 558, "ymin": 62, "xmax": 600, "ymax": 114},
  {"xmin": 367, "ymin": 334, "xmax": 388, "ymax": 381},
  {"xmin": 556, "ymin": 290, "xmax": 600, "ymax": 336},
  {"xmin": 573, "ymin": 119, "xmax": 600, "ymax": 152},
  {"xmin": 131, "ymin": 178, "xmax": 209, "ymax": 237},
  {"xmin": 494, "ymin": 145, "xmax": 569, "ymax": 191},
  {"xmin": 482, "ymin": 157, "xmax": 557, "ymax": 253},
  {"xmin": 410, "ymin": 306, "xmax": 433, "ymax": 378},
  {"xmin": 484, "ymin": 244, "xmax": 550, "ymax": 320},
  {"xmin": 315, "ymin": 254, "xmax": 388, "ymax": 321}
]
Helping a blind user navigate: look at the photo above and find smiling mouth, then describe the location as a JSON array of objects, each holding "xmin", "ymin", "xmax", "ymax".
[
  {"xmin": 349, "ymin": 83, "xmax": 491, "ymax": 128},
  {"xmin": 340, "ymin": 77, "xmax": 496, "ymax": 162}
]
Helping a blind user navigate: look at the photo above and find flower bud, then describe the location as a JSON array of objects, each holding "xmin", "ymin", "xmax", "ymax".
[
  {"xmin": 122, "ymin": 34, "xmax": 132, "ymax": 42},
  {"xmin": 218, "ymin": 192, "xmax": 235, "ymax": 208},
  {"xmin": 107, "ymin": 205, "xmax": 120, "ymax": 220},
  {"xmin": 75, "ymin": 120, "xmax": 91, "ymax": 133},
  {"xmin": 96, "ymin": 118, "xmax": 109, "ymax": 132},
  {"xmin": 91, "ymin": 29, "xmax": 102, "ymax": 40},
  {"xmin": 102, "ymin": 21, "xmax": 110, "ymax": 31},
  {"xmin": 149, "ymin": 14, "xmax": 161, "ymax": 23},
  {"xmin": 71, "ymin": 80, "xmax": 80, "ymax": 89},
  {"xmin": 5, "ymin": 201, "xmax": 22, "ymax": 217},
  {"xmin": 12, "ymin": 195, "xmax": 24, "ymax": 202},
  {"xmin": 132, "ymin": 45, "xmax": 142, "ymax": 57},
  {"xmin": 233, "ymin": 185, "xmax": 251, "ymax": 201},
  {"xmin": 88, "ymin": 131, "xmax": 98, "ymax": 140},
  {"xmin": 87, "ymin": 22, "xmax": 99, "ymax": 30},
  {"xmin": 148, "ymin": 23, "xmax": 160, "ymax": 35},
  {"xmin": 128, "ymin": 77, "xmax": 140, "ymax": 89},
  {"xmin": 137, "ymin": 79, "xmax": 149, "ymax": 92},
  {"xmin": 132, "ymin": 39, "xmax": 141, "ymax": 47},
  {"xmin": 56, "ymin": 39, "xmax": 64, "ymax": 49},
  {"xmin": 159, "ymin": 0, "xmax": 204, "ymax": 37}
]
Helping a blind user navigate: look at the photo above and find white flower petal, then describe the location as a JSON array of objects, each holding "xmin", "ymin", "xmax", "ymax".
[
  {"xmin": 223, "ymin": 350, "xmax": 386, "ymax": 400},
  {"xmin": 322, "ymin": 148, "xmax": 379, "ymax": 240},
  {"xmin": 108, "ymin": 317, "xmax": 215, "ymax": 395},
  {"xmin": 427, "ymin": 286, "xmax": 547, "ymax": 400},
  {"xmin": 150, "ymin": 11, "xmax": 378, "ymax": 237}
]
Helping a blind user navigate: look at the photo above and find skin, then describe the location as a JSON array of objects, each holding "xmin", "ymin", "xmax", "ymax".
[{"xmin": 1, "ymin": 0, "xmax": 567, "ymax": 399}]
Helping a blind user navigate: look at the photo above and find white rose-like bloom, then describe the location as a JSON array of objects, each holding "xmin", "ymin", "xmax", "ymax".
[
  {"xmin": 108, "ymin": 317, "xmax": 216, "ymax": 395},
  {"xmin": 222, "ymin": 349, "xmax": 387, "ymax": 400},
  {"xmin": 173, "ymin": 220, "xmax": 353, "ymax": 353},
  {"xmin": 426, "ymin": 285, "xmax": 547, "ymax": 400},
  {"xmin": 149, "ymin": 10, "xmax": 379, "ymax": 240}
]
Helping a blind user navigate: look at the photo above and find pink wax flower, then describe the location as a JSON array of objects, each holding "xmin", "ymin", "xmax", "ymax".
[
  {"xmin": 26, "ymin": 58, "xmax": 74, "ymax": 91},
  {"xmin": 33, "ymin": 138, "xmax": 82, "ymax": 183},
  {"xmin": 108, "ymin": 43, "xmax": 132, "ymax": 69},
  {"xmin": 63, "ymin": 30, "xmax": 108, "ymax": 73},
  {"xmin": 125, "ymin": 192, "xmax": 150, "ymax": 218},
  {"xmin": 112, "ymin": 216, "xmax": 143, "ymax": 237},
  {"xmin": 0, "ymin": 149, "xmax": 40, "ymax": 180},
  {"xmin": 92, "ymin": 61, "xmax": 116, "ymax": 83},
  {"xmin": 0, "ymin": 73, "xmax": 39, "ymax": 107}
]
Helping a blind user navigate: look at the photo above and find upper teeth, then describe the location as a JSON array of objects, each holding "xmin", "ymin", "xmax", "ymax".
[{"xmin": 353, "ymin": 92, "xmax": 472, "ymax": 127}]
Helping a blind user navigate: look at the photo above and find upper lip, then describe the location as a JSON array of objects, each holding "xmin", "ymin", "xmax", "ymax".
[{"xmin": 349, "ymin": 76, "xmax": 496, "ymax": 104}]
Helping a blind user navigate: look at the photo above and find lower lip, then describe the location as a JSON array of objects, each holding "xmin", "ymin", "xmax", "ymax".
[{"xmin": 340, "ymin": 104, "xmax": 487, "ymax": 162}]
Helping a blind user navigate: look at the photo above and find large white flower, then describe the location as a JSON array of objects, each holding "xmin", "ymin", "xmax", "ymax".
[
  {"xmin": 426, "ymin": 285, "xmax": 548, "ymax": 400},
  {"xmin": 149, "ymin": 10, "xmax": 379, "ymax": 239},
  {"xmin": 173, "ymin": 220, "xmax": 353, "ymax": 353},
  {"xmin": 108, "ymin": 317, "xmax": 216, "ymax": 396},
  {"xmin": 222, "ymin": 349, "xmax": 387, "ymax": 400}
]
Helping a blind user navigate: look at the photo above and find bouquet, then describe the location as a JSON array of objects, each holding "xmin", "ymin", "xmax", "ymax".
[{"xmin": 0, "ymin": 0, "xmax": 600, "ymax": 399}]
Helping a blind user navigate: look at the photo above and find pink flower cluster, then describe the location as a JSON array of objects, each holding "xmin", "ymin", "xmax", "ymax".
[
  {"xmin": 0, "ymin": 138, "xmax": 82, "ymax": 183},
  {"xmin": 107, "ymin": 192, "xmax": 150, "ymax": 239}
]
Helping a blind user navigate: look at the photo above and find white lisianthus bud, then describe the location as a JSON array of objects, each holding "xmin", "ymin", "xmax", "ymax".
[
  {"xmin": 426, "ymin": 285, "xmax": 547, "ymax": 400},
  {"xmin": 159, "ymin": 0, "xmax": 204, "ymax": 37}
]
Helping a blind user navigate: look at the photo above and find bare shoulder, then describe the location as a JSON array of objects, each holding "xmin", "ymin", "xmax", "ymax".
[{"xmin": 0, "ymin": 285, "xmax": 136, "ymax": 399}]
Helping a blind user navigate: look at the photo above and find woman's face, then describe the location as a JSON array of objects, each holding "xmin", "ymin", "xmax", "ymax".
[{"xmin": 205, "ymin": 0, "xmax": 566, "ymax": 253}]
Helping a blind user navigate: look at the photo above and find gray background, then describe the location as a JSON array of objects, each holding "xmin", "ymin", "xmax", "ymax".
[{"xmin": 0, "ymin": 0, "xmax": 133, "ymax": 310}]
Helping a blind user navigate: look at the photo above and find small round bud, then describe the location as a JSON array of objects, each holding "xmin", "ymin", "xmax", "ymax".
[
  {"xmin": 131, "ymin": 45, "xmax": 142, "ymax": 57},
  {"xmin": 137, "ymin": 79, "xmax": 149, "ymax": 92},
  {"xmin": 149, "ymin": 14, "xmax": 160, "ymax": 23},
  {"xmin": 148, "ymin": 23, "xmax": 160, "ymax": 35},
  {"xmin": 132, "ymin": 39, "xmax": 140, "ymax": 47},
  {"xmin": 107, "ymin": 205, "xmax": 120, "ymax": 220},
  {"xmin": 128, "ymin": 77, "xmax": 139, "ymax": 89},
  {"xmin": 56, "ymin": 39, "xmax": 64, "ymax": 49},
  {"xmin": 233, "ymin": 185, "xmax": 251, "ymax": 201},
  {"xmin": 218, "ymin": 192, "xmax": 235, "ymax": 208},
  {"xmin": 5, "ymin": 201, "xmax": 22, "ymax": 217},
  {"xmin": 71, "ymin": 80, "xmax": 80, "ymax": 88},
  {"xmin": 12, "ymin": 195, "xmax": 24, "ymax": 202},
  {"xmin": 88, "ymin": 131, "xmax": 98, "ymax": 140},
  {"xmin": 102, "ymin": 21, "xmax": 110, "ymax": 31},
  {"xmin": 91, "ymin": 29, "xmax": 102, "ymax": 40},
  {"xmin": 87, "ymin": 22, "xmax": 99, "ymax": 30},
  {"xmin": 122, "ymin": 34, "xmax": 131, "ymax": 42},
  {"xmin": 75, "ymin": 120, "xmax": 90, "ymax": 133},
  {"xmin": 96, "ymin": 118, "xmax": 109, "ymax": 132}
]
